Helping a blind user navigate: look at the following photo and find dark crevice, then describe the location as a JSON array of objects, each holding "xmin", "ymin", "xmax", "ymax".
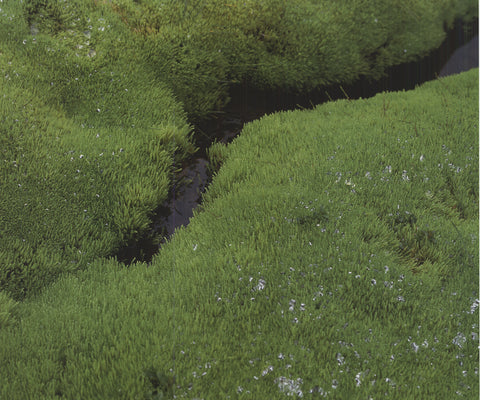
[{"xmin": 115, "ymin": 17, "xmax": 478, "ymax": 265}]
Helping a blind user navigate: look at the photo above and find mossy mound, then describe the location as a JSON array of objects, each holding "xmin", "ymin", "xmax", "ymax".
[
  {"xmin": 0, "ymin": 1, "xmax": 196, "ymax": 300},
  {"xmin": 0, "ymin": 68, "xmax": 477, "ymax": 399},
  {"xmin": 97, "ymin": 0, "xmax": 478, "ymax": 117},
  {"xmin": 20, "ymin": 0, "xmax": 478, "ymax": 118},
  {"xmin": 1, "ymin": 0, "xmax": 476, "ymax": 300}
]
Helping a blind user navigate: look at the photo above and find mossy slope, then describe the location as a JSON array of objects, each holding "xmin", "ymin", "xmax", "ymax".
[
  {"xmin": 0, "ymin": 0, "xmax": 476, "ymax": 299},
  {"xmin": 107, "ymin": 0, "xmax": 478, "ymax": 117},
  {"xmin": 19, "ymin": 0, "xmax": 477, "ymax": 118},
  {"xmin": 0, "ymin": 1, "xmax": 196, "ymax": 300},
  {"xmin": 0, "ymin": 69, "xmax": 477, "ymax": 399}
]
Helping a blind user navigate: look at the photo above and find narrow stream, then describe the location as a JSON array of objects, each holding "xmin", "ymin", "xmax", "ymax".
[{"xmin": 116, "ymin": 18, "xmax": 478, "ymax": 264}]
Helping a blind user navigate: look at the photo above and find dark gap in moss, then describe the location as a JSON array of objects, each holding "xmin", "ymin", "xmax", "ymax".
[{"xmin": 115, "ymin": 17, "xmax": 478, "ymax": 265}]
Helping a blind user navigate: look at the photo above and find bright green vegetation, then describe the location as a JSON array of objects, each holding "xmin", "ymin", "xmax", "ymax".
[
  {"xmin": 0, "ymin": 0, "xmax": 476, "ymax": 300},
  {"xmin": 0, "ymin": 0, "xmax": 478, "ymax": 399},
  {"xmin": 0, "ymin": 1, "xmax": 196, "ymax": 299},
  {"xmin": 1, "ymin": 67, "xmax": 478, "ymax": 398}
]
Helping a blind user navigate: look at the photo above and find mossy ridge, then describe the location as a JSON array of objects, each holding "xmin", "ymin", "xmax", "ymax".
[
  {"xmin": 1, "ymin": 0, "xmax": 474, "ymax": 301},
  {"xmin": 92, "ymin": 0, "xmax": 477, "ymax": 117},
  {"xmin": 0, "ymin": 2, "xmax": 196, "ymax": 300},
  {"xmin": 204, "ymin": 68, "xmax": 478, "ymax": 278},
  {"xmin": 19, "ymin": 0, "xmax": 475, "ymax": 118},
  {"xmin": 0, "ymin": 80, "xmax": 179, "ymax": 299},
  {"xmin": 0, "ymin": 69, "xmax": 477, "ymax": 398}
]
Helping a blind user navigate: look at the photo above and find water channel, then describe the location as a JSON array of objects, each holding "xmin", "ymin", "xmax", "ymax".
[{"xmin": 116, "ymin": 18, "xmax": 478, "ymax": 264}]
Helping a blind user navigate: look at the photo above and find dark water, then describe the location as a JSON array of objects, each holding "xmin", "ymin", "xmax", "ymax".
[{"xmin": 117, "ymin": 18, "xmax": 478, "ymax": 264}]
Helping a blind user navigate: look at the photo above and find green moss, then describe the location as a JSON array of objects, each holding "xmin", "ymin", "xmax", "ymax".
[
  {"xmin": 0, "ymin": 69, "xmax": 477, "ymax": 398},
  {"xmin": 0, "ymin": 2, "xmax": 196, "ymax": 299},
  {"xmin": 0, "ymin": 1, "xmax": 478, "ymax": 397},
  {"xmin": 9, "ymin": 0, "xmax": 478, "ymax": 120},
  {"xmin": 0, "ymin": 291, "xmax": 18, "ymax": 330},
  {"xmin": 92, "ymin": 0, "xmax": 477, "ymax": 116}
]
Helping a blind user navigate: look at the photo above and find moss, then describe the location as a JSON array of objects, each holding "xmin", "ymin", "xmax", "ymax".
[
  {"xmin": 0, "ymin": 3, "xmax": 196, "ymax": 300},
  {"xmin": 0, "ymin": 68, "xmax": 477, "ymax": 399},
  {"xmin": 0, "ymin": 2, "xmax": 478, "ymax": 397}
]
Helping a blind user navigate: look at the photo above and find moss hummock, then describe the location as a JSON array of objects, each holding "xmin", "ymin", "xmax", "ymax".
[
  {"xmin": 0, "ymin": 1, "xmax": 196, "ymax": 300},
  {"xmin": 0, "ymin": 1, "xmax": 478, "ymax": 398},
  {"xmin": 0, "ymin": 67, "xmax": 477, "ymax": 398}
]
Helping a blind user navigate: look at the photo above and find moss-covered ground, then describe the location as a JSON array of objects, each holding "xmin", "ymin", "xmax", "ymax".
[
  {"xmin": 0, "ymin": 1, "xmax": 478, "ymax": 398},
  {"xmin": 0, "ymin": 0, "xmax": 196, "ymax": 299}
]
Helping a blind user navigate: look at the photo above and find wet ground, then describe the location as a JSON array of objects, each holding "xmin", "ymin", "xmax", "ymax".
[{"xmin": 117, "ymin": 18, "xmax": 478, "ymax": 264}]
